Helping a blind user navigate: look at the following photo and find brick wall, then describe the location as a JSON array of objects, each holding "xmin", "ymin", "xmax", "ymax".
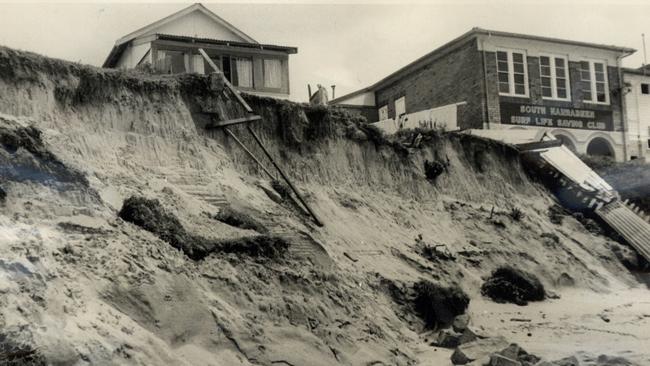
[
  {"xmin": 484, "ymin": 51, "xmax": 624, "ymax": 132},
  {"xmin": 374, "ymin": 38, "xmax": 485, "ymax": 129}
]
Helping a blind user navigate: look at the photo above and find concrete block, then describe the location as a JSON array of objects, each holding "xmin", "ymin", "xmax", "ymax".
[
  {"xmin": 453, "ymin": 314, "xmax": 470, "ymax": 332},
  {"xmin": 489, "ymin": 354, "xmax": 521, "ymax": 366},
  {"xmin": 498, "ymin": 344, "xmax": 520, "ymax": 360},
  {"xmin": 451, "ymin": 337, "xmax": 510, "ymax": 365},
  {"xmin": 433, "ymin": 329, "xmax": 461, "ymax": 348}
]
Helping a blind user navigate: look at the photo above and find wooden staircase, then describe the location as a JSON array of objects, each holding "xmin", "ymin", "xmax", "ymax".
[
  {"xmin": 269, "ymin": 226, "xmax": 333, "ymax": 267},
  {"xmin": 166, "ymin": 172, "xmax": 229, "ymax": 208}
]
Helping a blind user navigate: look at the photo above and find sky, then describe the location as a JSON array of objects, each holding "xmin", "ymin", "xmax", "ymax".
[{"xmin": 2, "ymin": 1, "xmax": 650, "ymax": 102}]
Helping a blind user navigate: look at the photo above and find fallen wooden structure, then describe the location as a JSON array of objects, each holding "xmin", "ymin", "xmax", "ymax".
[
  {"xmin": 197, "ymin": 48, "xmax": 324, "ymax": 227},
  {"xmin": 517, "ymin": 137, "xmax": 650, "ymax": 263}
]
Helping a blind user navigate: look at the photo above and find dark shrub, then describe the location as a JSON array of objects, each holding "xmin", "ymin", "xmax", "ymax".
[
  {"xmin": 0, "ymin": 185, "xmax": 5, "ymax": 204},
  {"xmin": 118, "ymin": 196, "xmax": 189, "ymax": 249},
  {"xmin": 119, "ymin": 196, "xmax": 287, "ymax": 261},
  {"xmin": 214, "ymin": 206, "xmax": 267, "ymax": 233},
  {"xmin": 509, "ymin": 207, "xmax": 524, "ymax": 221},
  {"xmin": 424, "ymin": 160, "xmax": 447, "ymax": 181},
  {"xmin": 359, "ymin": 124, "xmax": 390, "ymax": 146},
  {"xmin": 548, "ymin": 205, "xmax": 566, "ymax": 225},
  {"xmin": 217, "ymin": 235, "xmax": 289, "ymax": 258},
  {"xmin": 481, "ymin": 266, "xmax": 545, "ymax": 305},
  {"xmin": 413, "ymin": 280, "xmax": 470, "ymax": 329},
  {"xmin": 0, "ymin": 329, "xmax": 47, "ymax": 366}
]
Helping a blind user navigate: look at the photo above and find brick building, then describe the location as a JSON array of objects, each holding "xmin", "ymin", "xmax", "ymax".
[{"xmin": 331, "ymin": 28, "xmax": 636, "ymax": 161}]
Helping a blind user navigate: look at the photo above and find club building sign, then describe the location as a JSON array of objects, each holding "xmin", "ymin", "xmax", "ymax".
[{"xmin": 499, "ymin": 102, "xmax": 614, "ymax": 131}]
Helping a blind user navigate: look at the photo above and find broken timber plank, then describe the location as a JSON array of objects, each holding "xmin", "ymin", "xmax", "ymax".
[{"xmin": 206, "ymin": 115, "xmax": 262, "ymax": 129}]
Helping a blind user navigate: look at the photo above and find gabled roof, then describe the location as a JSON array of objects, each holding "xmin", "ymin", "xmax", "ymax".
[
  {"xmin": 115, "ymin": 3, "xmax": 257, "ymax": 46},
  {"xmin": 331, "ymin": 27, "xmax": 636, "ymax": 105}
]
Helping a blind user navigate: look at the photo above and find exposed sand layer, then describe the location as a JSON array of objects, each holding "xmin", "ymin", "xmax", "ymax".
[{"xmin": 0, "ymin": 47, "xmax": 648, "ymax": 365}]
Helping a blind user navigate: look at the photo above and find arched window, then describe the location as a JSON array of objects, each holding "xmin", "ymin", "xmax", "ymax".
[{"xmin": 586, "ymin": 137, "xmax": 615, "ymax": 158}]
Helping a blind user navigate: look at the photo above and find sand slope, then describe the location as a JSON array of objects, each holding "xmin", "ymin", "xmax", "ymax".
[{"xmin": 0, "ymin": 47, "xmax": 648, "ymax": 365}]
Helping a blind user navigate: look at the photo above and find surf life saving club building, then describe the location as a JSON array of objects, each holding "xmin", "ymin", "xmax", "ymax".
[{"xmin": 331, "ymin": 28, "xmax": 636, "ymax": 161}]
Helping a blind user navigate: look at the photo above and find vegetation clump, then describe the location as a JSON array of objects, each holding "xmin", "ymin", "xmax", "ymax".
[
  {"xmin": 213, "ymin": 206, "xmax": 268, "ymax": 233},
  {"xmin": 481, "ymin": 266, "xmax": 545, "ymax": 306},
  {"xmin": 119, "ymin": 196, "xmax": 287, "ymax": 260},
  {"xmin": 508, "ymin": 207, "xmax": 524, "ymax": 221},
  {"xmin": 0, "ymin": 329, "xmax": 47, "ymax": 366},
  {"xmin": 424, "ymin": 159, "xmax": 448, "ymax": 181},
  {"xmin": 548, "ymin": 204, "xmax": 567, "ymax": 225},
  {"xmin": 413, "ymin": 280, "xmax": 470, "ymax": 329}
]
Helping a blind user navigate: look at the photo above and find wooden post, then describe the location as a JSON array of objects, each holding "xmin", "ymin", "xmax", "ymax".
[
  {"xmin": 198, "ymin": 48, "xmax": 253, "ymax": 113},
  {"xmin": 246, "ymin": 125, "xmax": 324, "ymax": 227},
  {"xmin": 197, "ymin": 48, "xmax": 324, "ymax": 227},
  {"xmin": 223, "ymin": 127, "xmax": 275, "ymax": 180}
]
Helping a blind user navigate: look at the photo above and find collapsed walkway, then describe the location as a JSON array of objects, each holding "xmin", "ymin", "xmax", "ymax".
[{"xmin": 467, "ymin": 129, "xmax": 650, "ymax": 263}]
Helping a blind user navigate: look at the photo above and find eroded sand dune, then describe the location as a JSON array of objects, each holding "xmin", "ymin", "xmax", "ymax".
[{"xmin": 0, "ymin": 46, "xmax": 648, "ymax": 366}]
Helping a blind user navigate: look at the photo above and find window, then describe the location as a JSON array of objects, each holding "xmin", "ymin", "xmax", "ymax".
[
  {"xmin": 496, "ymin": 49, "xmax": 528, "ymax": 97},
  {"xmin": 539, "ymin": 55, "xmax": 570, "ymax": 100},
  {"xmin": 191, "ymin": 54, "xmax": 204, "ymax": 74},
  {"xmin": 232, "ymin": 57, "xmax": 253, "ymax": 88},
  {"xmin": 642, "ymin": 83, "xmax": 650, "ymax": 95},
  {"xmin": 580, "ymin": 60, "xmax": 609, "ymax": 104},
  {"xmin": 263, "ymin": 59, "xmax": 282, "ymax": 89},
  {"xmin": 378, "ymin": 105, "xmax": 388, "ymax": 121},
  {"xmin": 395, "ymin": 96, "xmax": 406, "ymax": 119},
  {"xmin": 155, "ymin": 50, "xmax": 185, "ymax": 74}
]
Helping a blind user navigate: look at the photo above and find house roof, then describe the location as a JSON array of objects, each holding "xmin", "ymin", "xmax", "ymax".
[
  {"xmin": 103, "ymin": 33, "xmax": 297, "ymax": 68},
  {"xmin": 330, "ymin": 27, "xmax": 636, "ymax": 105},
  {"xmin": 116, "ymin": 3, "xmax": 257, "ymax": 46},
  {"xmin": 155, "ymin": 34, "xmax": 297, "ymax": 53},
  {"xmin": 103, "ymin": 3, "xmax": 289, "ymax": 68}
]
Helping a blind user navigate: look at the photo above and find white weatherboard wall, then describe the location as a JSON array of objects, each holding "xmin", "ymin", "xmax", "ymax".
[
  {"xmin": 624, "ymin": 72, "xmax": 650, "ymax": 162},
  {"xmin": 371, "ymin": 103, "xmax": 463, "ymax": 135},
  {"xmin": 115, "ymin": 43, "xmax": 151, "ymax": 69},
  {"xmin": 332, "ymin": 91, "xmax": 375, "ymax": 106},
  {"xmin": 149, "ymin": 10, "xmax": 246, "ymax": 41}
]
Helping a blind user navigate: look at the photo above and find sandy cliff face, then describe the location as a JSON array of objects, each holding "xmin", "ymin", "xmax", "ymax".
[{"xmin": 0, "ymin": 47, "xmax": 647, "ymax": 366}]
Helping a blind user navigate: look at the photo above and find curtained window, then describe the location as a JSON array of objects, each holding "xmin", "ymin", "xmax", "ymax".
[
  {"xmin": 233, "ymin": 57, "xmax": 253, "ymax": 88},
  {"xmin": 263, "ymin": 59, "xmax": 282, "ymax": 88}
]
